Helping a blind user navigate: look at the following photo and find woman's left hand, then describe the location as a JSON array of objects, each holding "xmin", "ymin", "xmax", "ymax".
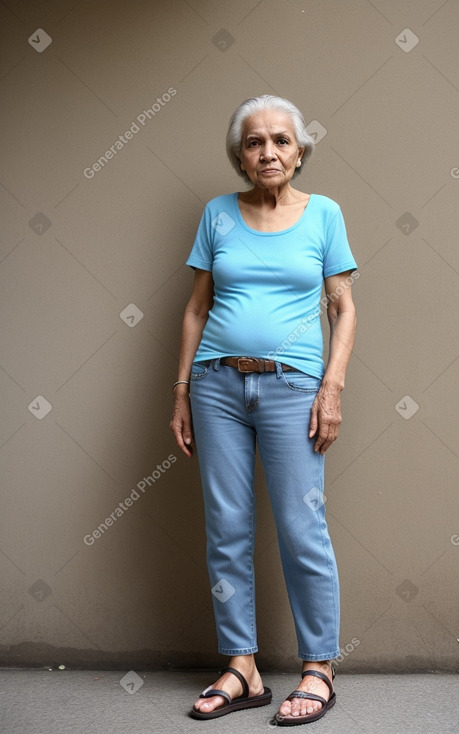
[{"xmin": 309, "ymin": 384, "xmax": 343, "ymax": 454}]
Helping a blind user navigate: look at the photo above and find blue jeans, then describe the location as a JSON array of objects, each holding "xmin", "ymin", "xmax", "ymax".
[{"xmin": 189, "ymin": 358, "xmax": 340, "ymax": 661}]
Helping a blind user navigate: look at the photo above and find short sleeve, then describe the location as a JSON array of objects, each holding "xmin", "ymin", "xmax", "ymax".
[
  {"xmin": 186, "ymin": 204, "xmax": 213, "ymax": 271},
  {"xmin": 323, "ymin": 206, "xmax": 357, "ymax": 278}
]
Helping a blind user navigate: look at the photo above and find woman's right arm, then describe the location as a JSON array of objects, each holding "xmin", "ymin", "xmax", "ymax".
[{"xmin": 169, "ymin": 269, "xmax": 214, "ymax": 458}]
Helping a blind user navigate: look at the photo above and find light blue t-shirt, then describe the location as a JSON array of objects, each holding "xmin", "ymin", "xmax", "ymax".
[{"xmin": 186, "ymin": 192, "xmax": 357, "ymax": 378}]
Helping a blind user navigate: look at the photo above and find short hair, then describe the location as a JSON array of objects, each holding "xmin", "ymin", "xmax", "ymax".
[{"xmin": 226, "ymin": 94, "xmax": 315, "ymax": 183}]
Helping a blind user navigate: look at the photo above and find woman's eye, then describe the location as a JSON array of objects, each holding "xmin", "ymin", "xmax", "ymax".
[
  {"xmin": 248, "ymin": 140, "xmax": 259, "ymax": 147},
  {"xmin": 277, "ymin": 138, "xmax": 288, "ymax": 145}
]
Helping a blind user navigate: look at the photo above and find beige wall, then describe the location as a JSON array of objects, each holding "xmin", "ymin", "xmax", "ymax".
[{"xmin": 1, "ymin": 0, "xmax": 458, "ymax": 672}]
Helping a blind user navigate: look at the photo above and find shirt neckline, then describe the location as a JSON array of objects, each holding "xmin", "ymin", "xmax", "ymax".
[{"xmin": 234, "ymin": 192, "xmax": 314, "ymax": 236}]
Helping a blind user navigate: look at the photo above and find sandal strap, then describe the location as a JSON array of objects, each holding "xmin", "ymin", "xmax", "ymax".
[
  {"xmin": 286, "ymin": 690, "xmax": 327, "ymax": 706},
  {"xmin": 301, "ymin": 669, "xmax": 334, "ymax": 696},
  {"xmin": 219, "ymin": 666, "xmax": 249, "ymax": 699},
  {"xmin": 199, "ymin": 687, "xmax": 231, "ymax": 704}
]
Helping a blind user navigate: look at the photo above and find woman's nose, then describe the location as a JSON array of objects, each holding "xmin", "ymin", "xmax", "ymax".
[{"xmin": 261, "ymin": 144, "xmax": 276, "ymax": 160}]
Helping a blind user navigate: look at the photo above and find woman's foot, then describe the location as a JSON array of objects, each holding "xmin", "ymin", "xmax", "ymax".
[
  {"xmin": 192, "ymin": 655, "xmax": 265, "ymax": 715},
  {"xmin": 277, "ymin": 661, "xmax": 334, "ymax": 719}
]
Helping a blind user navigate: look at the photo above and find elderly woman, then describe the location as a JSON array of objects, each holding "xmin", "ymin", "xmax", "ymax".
[{"xmin": 170, "ymin": 94, "xmax": 357, "ymax": 726}]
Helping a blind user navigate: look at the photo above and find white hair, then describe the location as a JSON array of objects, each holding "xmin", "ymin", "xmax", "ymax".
[{"xmin": 226, "ymin": 94, "xmax": 315, "ymax": 183}]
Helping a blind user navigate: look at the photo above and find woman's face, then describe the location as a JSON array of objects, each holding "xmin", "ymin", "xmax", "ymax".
[{"xmin": 239, "ymin": 109, "xmax": 304, "ymax": 189}]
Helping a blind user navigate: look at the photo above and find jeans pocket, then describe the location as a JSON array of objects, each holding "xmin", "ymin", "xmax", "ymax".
[
  {"xmin": 282, "ymin": 371, "xmax": 322, "ymax": 393},
  {"xmin": 190, "ymin": 361, "xmax": 210, "ymax": 381}
]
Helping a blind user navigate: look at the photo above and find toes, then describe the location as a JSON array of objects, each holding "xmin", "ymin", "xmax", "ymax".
[
  {"xmin": 303, "ymin": 701, "xmax": 321, "ymax": 715},
  {"xmin": 195, "ymin": 695, "xmax": 225, "ymax": 712},
  {"xmin": 296, "ymin": 698, "xmax": 320, "ymax": 717},
  {"xmin": 290, "ymin": 700, "xmax": 302, "ymax": 717},
  {"xmin": 278, "ymin": 701, "xmax": 292, "ymax": 716},
  {"xmin": 278, "ymin": 697, "xmax": 323, "ymax": 718}
]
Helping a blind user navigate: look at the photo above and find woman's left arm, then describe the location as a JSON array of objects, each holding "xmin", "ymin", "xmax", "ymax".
[{"xmin": 309, "ymin": 271, "xmax": 357, "ymax": 454}]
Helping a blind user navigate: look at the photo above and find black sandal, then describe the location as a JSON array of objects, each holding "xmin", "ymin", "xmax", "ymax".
[
  {"xmin": 274, "ymin": 667, "xmax": 336, "ymax": 726},
  {"xmin": 190, "ymin": 665, "xmax": 272, "ymax": 720}
]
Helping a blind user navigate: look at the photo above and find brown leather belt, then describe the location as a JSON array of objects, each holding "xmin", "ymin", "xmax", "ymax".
[{"xmin": 220, "ymin": 357, "xmax": 296, "ymax": 373}]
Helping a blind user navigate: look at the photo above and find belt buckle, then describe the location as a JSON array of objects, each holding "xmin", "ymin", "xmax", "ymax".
[{"xmin": 237, "ymin": 357, "xmax": 262, "ymax": 372}]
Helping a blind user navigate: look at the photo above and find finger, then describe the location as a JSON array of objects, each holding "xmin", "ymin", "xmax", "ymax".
[
  {"xmin": 314, "ymin": 426, "xmax": 330, "ymax": 453},
  {"xmin": 309, "ymin": 401, "xmax": 318, "ymax": 438},
  {"xmin": 317, "ymin": 427, "xmax": 339, "ymax": 454},
  {"xmin": 182, "ymin": 416, "xmax": 195, "ymax": 454},
  {"xmin": 182, "ymin": 425, "xmax": 193, "ymax": 447},
  {"xmin": 177, "ymin": 433, "xmax": 193, "ymax": 458},
  {"xmin": 314, "ymin": 436, "xmax": 324, "ymax": 453},
  {"xmin": 318, "ymin": 437, "xmax": 332, "ymax": 454},
  {"xmin": 169, "ymin": 420, "xmax": 194, "ymax": 458},
  {"xmin": 181, "ymin": 430, "xmax": 194, "ymax": 457}
]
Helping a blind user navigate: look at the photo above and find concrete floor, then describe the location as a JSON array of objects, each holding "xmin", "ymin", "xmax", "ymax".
[{"xmin": 0, "ymin": 669, "xmax": 458, "ymax": 734}]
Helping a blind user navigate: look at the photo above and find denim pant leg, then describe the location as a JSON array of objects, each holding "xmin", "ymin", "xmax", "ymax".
[
  {"xmin": 253, "ymin": 365, "xmax": 340, "ymax": 661},
  {"xmin": 189, "ymin": 359, "xmax": 259, "ymax": 655}
]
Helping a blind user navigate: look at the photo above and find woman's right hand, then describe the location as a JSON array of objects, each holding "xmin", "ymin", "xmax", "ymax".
[
  {"xmin": 169, "ymin": 387, "xmax": 194, "ymax": 458},
  {"xmin": 170, "ymin": 270, "xmax": 214, "ymax": 458}
]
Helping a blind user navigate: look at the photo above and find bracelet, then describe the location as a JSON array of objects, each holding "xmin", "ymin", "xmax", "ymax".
[{"xmin": 172, "ymin": 380, "xmax": 190, "ymax": 391}]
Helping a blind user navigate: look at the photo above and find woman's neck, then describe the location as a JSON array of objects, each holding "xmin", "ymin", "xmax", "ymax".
[{"xmin": 241, "ymin": 183, "xmax": 299, "ymax": 209}]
